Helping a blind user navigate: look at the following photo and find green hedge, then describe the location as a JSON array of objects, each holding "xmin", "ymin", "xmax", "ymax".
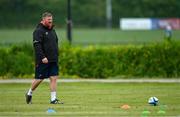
[
  {"xmin": 0, "ymin": 42, "xmax": 180, "ymax": 78},
  {"xmin": 0, "ymin": 44, "xmax": 34, "ymax": 78}
]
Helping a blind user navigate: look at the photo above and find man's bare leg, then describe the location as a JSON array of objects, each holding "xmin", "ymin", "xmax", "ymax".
[
  {"xmin": 49, "ymin": 76, "xmax": 63, "ymax": 104},
  {"xmin": 49, "ymin": 76, "xmax": 58, "ymax": 102},
  {"xmin": 31, "ymin": 79, "xmax": 43, "ymax": 90},
  {"xmin": 27, "ymin": 79, "xmax": 43, "ymax": 95},
  {"xmin": 26, "ymin": 79, "xmax": 43, "ymax": 104}
]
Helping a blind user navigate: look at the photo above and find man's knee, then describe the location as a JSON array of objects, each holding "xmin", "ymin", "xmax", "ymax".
[{"xmin": 50, "ymin": 76, "xmax": 58, "ymax": 82}]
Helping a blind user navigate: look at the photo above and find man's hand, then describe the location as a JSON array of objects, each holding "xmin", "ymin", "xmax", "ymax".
[{"xmin": 42, "ymin": 57, "xmax": 48, "ymax": 64}]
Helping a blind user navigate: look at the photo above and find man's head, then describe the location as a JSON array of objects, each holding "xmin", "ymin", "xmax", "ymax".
[{"xmin": 41, "ymin": 12, "xmax": 53, "ymax": 28}]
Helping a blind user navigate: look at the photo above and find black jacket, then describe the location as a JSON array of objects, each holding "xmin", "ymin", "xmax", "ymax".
[{"xmin": 33, "ymin": 23, "xmax": 59, "ymax": 64}]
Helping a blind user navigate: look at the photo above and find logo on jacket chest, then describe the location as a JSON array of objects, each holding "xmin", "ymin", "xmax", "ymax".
[{"xmin": 45, "ymin": 32, "xmax": 48, "ymax": 35}]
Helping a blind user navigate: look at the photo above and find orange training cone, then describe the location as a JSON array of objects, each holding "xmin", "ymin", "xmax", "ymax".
[{"xmin": 121, "ymin": 104, "xmax": 131, "ymax": 109}]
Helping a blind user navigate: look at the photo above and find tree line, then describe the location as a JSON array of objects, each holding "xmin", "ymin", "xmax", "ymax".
[{"xmin": 0, "ymin": 0, "xmax": 180, "ymax": 28}]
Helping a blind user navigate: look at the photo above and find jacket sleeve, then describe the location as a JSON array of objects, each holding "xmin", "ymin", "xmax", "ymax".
[
  {"xmin": 54, "ymin": 30, "xmax": 59, "ymax": 43},
  {"xmin": 33, "ymin": 30, "xmax": 45, "ymax": 60}
]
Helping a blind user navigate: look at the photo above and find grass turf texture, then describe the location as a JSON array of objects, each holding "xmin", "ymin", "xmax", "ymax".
[
  {"xmin": 0, "ymin": 29, "xmax": 180, "ymax": 45},
  {"xmin": 0, "ymin": 82, "xmax": 179, "ymax": 116}
]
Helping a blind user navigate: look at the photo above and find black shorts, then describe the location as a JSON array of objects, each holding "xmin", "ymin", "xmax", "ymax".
[{"xmin": 35, "ymin": 62, "xmax": 59, "ymax": 79}]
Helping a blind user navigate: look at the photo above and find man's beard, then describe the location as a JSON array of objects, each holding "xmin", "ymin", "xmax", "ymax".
[{"xmin": 45, "ymin": 21, "xmax": 52, "ymax": 29}]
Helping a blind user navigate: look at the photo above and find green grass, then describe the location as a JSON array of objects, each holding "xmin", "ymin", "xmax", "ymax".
[
  {"xmin": 0, "ymin": 29, "xmax": 180, "ymax": 46},
  {"xmin": 0, "ymin": 82, "xmax": 179, "ymax": 116}
]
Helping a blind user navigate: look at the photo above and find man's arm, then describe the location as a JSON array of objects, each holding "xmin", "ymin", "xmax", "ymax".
[
  {"xmin": 54, "ymin": 30, "xmax": 59, "ymax": 43},
  {"xmin": 33, "ymin": 30, "xmax": 48, "ymax": 63}
]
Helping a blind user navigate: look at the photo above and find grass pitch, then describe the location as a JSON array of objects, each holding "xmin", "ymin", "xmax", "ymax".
[
  {"xmin": 0, "ymin": 82, "xmax": 179, "ymax": 116},
  {"xmin": 0, "ymin": 29, "xmax": 180, "ymax": 45}
]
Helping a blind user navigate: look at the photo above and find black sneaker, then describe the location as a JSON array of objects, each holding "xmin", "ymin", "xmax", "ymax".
[
  {"xmin": 25, "ymin": 93, "xmax": 32, "ymax": 104},
  {"xmin": 50, "ymin": 99, "xmax": 64, "ymax": 104}
]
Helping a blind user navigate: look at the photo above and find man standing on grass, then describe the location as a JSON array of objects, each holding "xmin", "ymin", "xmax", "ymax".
[{"xmin": 25, "ymin": 12, "xmax": 63, "ymax": 104}]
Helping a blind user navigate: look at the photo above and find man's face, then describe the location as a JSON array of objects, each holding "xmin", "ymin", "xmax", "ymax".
[{"xmin": 43, "ymin": 16, "xmax": 53, "ymax": 27}]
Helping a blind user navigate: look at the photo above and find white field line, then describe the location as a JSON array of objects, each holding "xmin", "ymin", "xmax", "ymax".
[
  {"xmin": 0, "ymin": 112, "xmax": 132, "ymax": 117},
  {"xmin": 0, "ymin": 79, "xmax": 180, "ymax": 83}
]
